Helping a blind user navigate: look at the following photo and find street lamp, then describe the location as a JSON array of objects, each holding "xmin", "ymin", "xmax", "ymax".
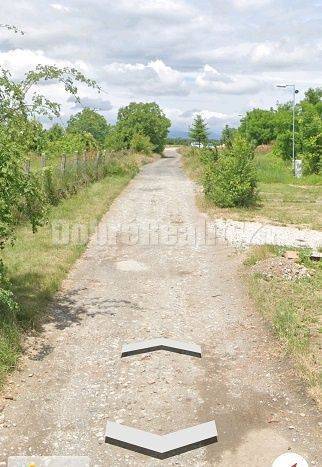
[{"xmin": 276, "ymin": 84, "xmax": 299, "ymax": 174}]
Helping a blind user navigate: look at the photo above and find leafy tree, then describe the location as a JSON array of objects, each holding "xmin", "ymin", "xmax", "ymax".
[
  {"xmin": 189, "ymin": 114, "xmax": 209, "ymax": 147},
  {"xmin": 66, "ymin": 108, "xmax": 110, "ymax": 145},
  {"xmin": 304, "ymin": 87, "xmax": 322, "ymax": 108},
  {"xmin": 45, "ymin": 123, "xmax": 65, "ymax": 141},
  {"xmin": 0, "ymin": 25, "xmax": 99, "ymax": 250},
  {"xmin": 273, "ymin": 91, "xmax": 321, "ymax": 172},
  {"xmin": 220, "ymin": 124, "xmax": 237, "ymax": 147},
  {"xmin": 104, "ymin": 126, "xmax": 126, "ymax": 151},
  {"xmin": 116, "ymin": 102, "xmax": 171, "ymax": 153},
  {"xmin": 240, "ymin": 109, "xmax": 276, "ymax": 145},
  {"xmin": 0, "ymin": 67, "xmax": 97, "ymax": 249},
  {"xmin": 297, "ymin": 100, "xmax": 322, "ymax": 174},
  {"xmin": 236, "ymin": 88, "xmax": 322, "ymax": 175},
  {"xmin": 43, "ymin": 131, "xmax": 98, "ymax": 158}
]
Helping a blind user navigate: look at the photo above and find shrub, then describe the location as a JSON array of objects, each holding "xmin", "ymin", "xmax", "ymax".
[
  {"xmin": 203, "ymin": 135, "xmax": 258, "ymax": 207},
  {"xmin": 130, "ymin": 133, "xmax": 154, "ymax": 154},
  {"xmin": 0, "ymin": 262, "xmax": 19, "ymax": 321},
  {"xmin": 301, "ymin": 151, "xmax": 321, "ymax": 175},
  {"xmin": 199, "ymin": 147, "xmax": 218, "ymax": 165},
  {"xmin": 104, "ymin": 127, "xmax": 126, "ymax": 151}
]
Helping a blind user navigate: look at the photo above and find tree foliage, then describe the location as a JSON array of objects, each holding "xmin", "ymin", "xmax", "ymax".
[
  {"xmin": 238, "ymin": 87, "xmax": 322, "ymax": 174},
  {"xmin": 130, "ymin": 133, "xmax": 155, "ymax": 154},
  {"xmin": 0, "ymin": 27, "xmax": 99, "ymax": 251},
  {"xmin": 240, "ymin": 109, "xmax": 276, "ymax": 145},
  {"xmin": 189, "ymin": 114, "xmax": 209, "ymax": 146},
  {"xmin": 220, "ymin": 124, "xmax": 237, "ymax": 147},
  {"xmin": 66, "ymin": 108, "xmax": 110, "ymax": 145},
  {"xmin": 109, "ymin": 102, "xmax": 170, "ymax": 153}
]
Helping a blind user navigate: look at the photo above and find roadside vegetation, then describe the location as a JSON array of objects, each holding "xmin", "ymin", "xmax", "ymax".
[
  {"xmin": 0, "ymin": 25, "xmax": 169, "ymax": 384},
  {"xmin": 244, "ymin": 246, "xmax": 322, "ymax": 406},
  {"xmin": 0, "ymin": 154, "xmax": 151, "ymax": 384},
  {"xmin": 183, "ymin": 96, "xmax": 321, "ymax": 405},
  {"xmin": 105, "ymin": 102, "xmax": 171, "ymax": 153},
  {"xmin": 189, "ymin": 114, "xmax": 210, "ymax": 147},
  {"xmin": 183, "ymin": 88, "xmax": 322, "ymax": 229},
  {"xmin": 183, "ymin": 145, "xmax": 322, "ymax": 229}
]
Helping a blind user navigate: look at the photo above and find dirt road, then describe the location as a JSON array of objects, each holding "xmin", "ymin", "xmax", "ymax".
[{"xmin": 0, "ymin": 149, "xmax": 320, "ymax": 466}]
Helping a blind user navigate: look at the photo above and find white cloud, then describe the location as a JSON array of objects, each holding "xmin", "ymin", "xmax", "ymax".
[
  {"xmin": 0, "ymin": 0, "xmax": 321, "ymax": 135},
  {"xmin": 196, "ymin": 65, "xmax": 262, "ymax": 95},
  {"xmin": 232, "ymin": 0, "xmax": 272, "ymax": 8},
  {"xmin": 0, "ymin": 48, "xmax": 88, "ymax": 79},
  {"xmin": 50, "ymin": 3, "xmax": 71, "ymax": 12},
  {"xmin": 103, "ymin": 59, "xmax": 188, "ymax": 96},
  {"xmin": 115, "ymin": 0, "xmax": 195, "ymax": 21},
  {"xmin": 250, "ymin": 42, "xmax": 321, "ymax": 67},
  {"xmin": 68, "ymin": 96, "xmax": 113, "ymax": 111}
]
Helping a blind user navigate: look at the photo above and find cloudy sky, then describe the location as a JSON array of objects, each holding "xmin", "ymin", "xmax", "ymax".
[{"xmin": 1, "ymin": 0, "xmax": 321, "ymax": 136}]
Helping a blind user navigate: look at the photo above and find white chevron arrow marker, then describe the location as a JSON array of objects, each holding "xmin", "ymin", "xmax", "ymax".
[
  {"xmin": 121, "ymin": 338, "xmax": 201, "ymax": 358},
  {"xmin": 105, "ymin": 421, "xmax": 217, "ymax": 459}
]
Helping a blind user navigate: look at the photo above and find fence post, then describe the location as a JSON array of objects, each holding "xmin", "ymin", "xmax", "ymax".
[
  {"xmin": 24, "ymin": 159, "xmax": 31, "ymax": 174},
  {"xmin": 41, "ymin": 154, "xmax": 46, "ymax": 168},
  {"xmin": 95, "ymin": 151, "xmax": 100, "ymax": 178},
  {"xmin": 75, "ymin": 153, "xmax": 80, "ymax": 170},
  {"xmin": 61, "ymin": 154, "xmax": 66, "ymax": 173}
]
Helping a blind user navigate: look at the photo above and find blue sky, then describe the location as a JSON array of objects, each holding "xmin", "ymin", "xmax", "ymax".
[{"xmin": 0, "ymin": 0, "xmax": 321, "ymax": 136}]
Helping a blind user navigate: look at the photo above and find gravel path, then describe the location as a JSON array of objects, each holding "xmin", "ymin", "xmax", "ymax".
[
  {"xmin": 0, "ymin": 149, "xmax": 320, "ymax": 466},
  {"xmin": 209, "ymin": 218, "xmax": 322, "ymax": 250}
]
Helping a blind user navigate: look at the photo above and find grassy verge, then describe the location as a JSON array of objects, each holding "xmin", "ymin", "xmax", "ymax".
[
  {"xmin": 0, "ymin": 154, "xmax": 153, "ymax": 384},
  {"xmin": 244, "ymin": 246, "xmax": 322, "ymax": 406},
  {"xmin": 181, "ymin": 147, "xmax": 322, "ymax": 230}
]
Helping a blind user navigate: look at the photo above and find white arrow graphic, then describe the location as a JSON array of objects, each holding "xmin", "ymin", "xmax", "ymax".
[
  {"xmin": 121, "ymin": 338, "xmax": 202, "ymax": 358},
  {"xmin": 105, "ymin": 421, "xmax": 217, "ymax": 459}
]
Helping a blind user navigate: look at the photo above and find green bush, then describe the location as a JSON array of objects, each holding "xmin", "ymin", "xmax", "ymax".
[
  {"xmin": 301, "ymin": 151, "xmax": 321, "ymax": 176},
  {"xmin": 273, "ymin": 130, "xmax": 293, "ymax": 160},
  {"xmin": 0, "ymin": 262, "xmax": 19, "ymax": 321},
  {"xmin": 104, "ymin": 127, "xmax": 126, "ymax": 151},
  {"xmin": 199, "ymin": 147, "xmax": 218, "ymax": 165},
  {"xmin": 130, "ymin": 133, "xmax": 154, "ymax": 154},
  {"xmin": 203, "ymin": 135, "xmax": 258, "ymax": 207}
]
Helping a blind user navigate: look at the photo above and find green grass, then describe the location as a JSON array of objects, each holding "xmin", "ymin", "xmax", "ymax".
[
  {"xmin": 245, "ymin": 246, "xmax": 322, "ymax": 405},
  {"xmin": 181, "ymin": 147, "xmax": 322, "ymax": 229},
  {"xmin": 256, "ymin": 151, "xmax": 322, "ymax": 185},
  {"xmin": 0, "ymin": 172, "xmax": 133, "ymax": 384}
]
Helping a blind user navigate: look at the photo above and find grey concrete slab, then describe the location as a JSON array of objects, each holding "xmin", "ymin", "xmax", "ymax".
[
  {"xmin": 121, "ymin": 337, "xmax": 202, "ymax": 358},
  {"xmin": 105, "ymin": 421, "xmax": 217, "ymax": 459}
]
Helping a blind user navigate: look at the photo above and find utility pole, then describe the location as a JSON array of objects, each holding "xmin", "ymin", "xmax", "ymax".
[{"xmin": 276, "ymin": 84, "xmax": 299, "ymax": 175}]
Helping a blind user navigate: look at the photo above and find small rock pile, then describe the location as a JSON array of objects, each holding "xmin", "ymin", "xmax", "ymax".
[{"xmin": 252, "ymin": 256, "xmax": 312, "ymax": 280}]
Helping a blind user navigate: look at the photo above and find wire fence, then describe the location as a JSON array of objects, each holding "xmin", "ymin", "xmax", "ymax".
[{"xmin": 23, "ymin": 150, "xmax": 138, "ymax": 206}]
